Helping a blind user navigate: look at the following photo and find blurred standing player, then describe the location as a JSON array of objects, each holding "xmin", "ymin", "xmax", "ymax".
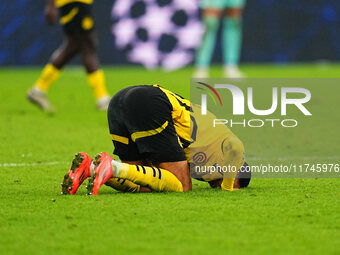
[
  {"xmin": 194, "ymin": 0, "xmax": 246, "ymax": 78},
  {"xmin": 27, "ymin": 0, "xmax": 110, "ymax": 111}
]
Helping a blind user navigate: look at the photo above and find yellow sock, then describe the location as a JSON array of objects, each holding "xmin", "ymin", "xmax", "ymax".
[
  {"xmin": 221, "ymin": 137, "xmax": 245, "ymax": 191},
  {"xmin": 116, "ymin": 163, "xmax": 183, "ymax": 192},
  {"xmin": 87, "ymin": 70, "xmax": 109, "ymax": 99},
  {"xmin": 221, "ymin": 177, "xmax": 235, "ymax": 191},
  {"xmin": 105, "ymin": 177, "xmax": 140, "ymax": 193},
  {"xmin": 35, "ymin": 64, "xmax": 61, "ymax": 92}
]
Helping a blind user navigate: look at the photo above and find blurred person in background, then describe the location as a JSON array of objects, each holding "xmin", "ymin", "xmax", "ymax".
[
  {"xmin": 194, "ymin": 0, "xmax": 246, "ymax": 78},
  {"xmin": 27, "ymin": 0, "xmax": 110, "ymax": 111}
]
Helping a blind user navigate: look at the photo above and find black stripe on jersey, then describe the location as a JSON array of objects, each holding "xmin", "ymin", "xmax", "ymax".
[
  {"xmin": 179, "ymin": 136, "xmax": 190, "ymax": 149},
  {"xmin": 168, "ymin": 90, "xmax": 186, "ymax": 101},
  {"xmin": 157, "ymin": 168, "xmax": 162, "ymax": 179},
  {"xmin": 120, "ymin": 179, "xmax": 126, "ymax": 185},
  {"xmin": 175, "ymin": 97, "xmax": 192, "ymax": 112},
  {"xmin": 141, "ymin": 166, "xmax": 146, "ymax": 174},
  {"xmin": 165, "ymin": 89, "xmax": 192, "ymax": 112},
  {"xmin": 136, "ymin": 165, "xmax": 140, "ymax": 172},
  {"xmin": 152, "ymin": 167, "xmax": 156, "ymax": 177},
  {"xmin": 190, "ymin": 115, "xmax": 198, "ymax": 143}
]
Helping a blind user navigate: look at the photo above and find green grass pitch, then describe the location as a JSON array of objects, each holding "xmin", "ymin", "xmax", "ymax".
[{"xmin": 0, "ymin": 64, "xmax": 339, "ymax": 255}]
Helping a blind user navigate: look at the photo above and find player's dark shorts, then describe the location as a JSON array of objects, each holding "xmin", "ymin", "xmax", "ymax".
[
  {"xmin": 59, "ymin": 3, "xmax": 94, "ymax": 35},
  {"xmin": 108, "ymin": 85, "xmax": 187, "ymax": 164}
]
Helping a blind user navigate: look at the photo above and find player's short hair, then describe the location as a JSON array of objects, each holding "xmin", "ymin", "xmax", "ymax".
[{"xmin": 237, "ymin": 162, "xmax": 251, "ymax": 188}]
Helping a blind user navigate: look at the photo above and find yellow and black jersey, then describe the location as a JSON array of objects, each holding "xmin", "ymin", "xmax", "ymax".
[
  {"xmin": 107, "ymin": 85, "xmax": 244, "ymax": 189},
  {"xmin": 153, "ymin": 85, "xmax": 240, "ymax": 174},
  {"xmin": 155, "ymin": 85, "xmax": 191, "ymax": 147},
  {"xmin": 55, "ymin": 0, "xmax": 93, "ymax": 8},
  {"xmin": 108, "ymin": 85, "xmax": 189, "ymax": 163},
  {"xmin": 189, "ymin": 104, "xmax": 234, "ymax": 171},
  {"xmin": 189, "ymin": 104, "xmax": 245, "ymax": 190}
]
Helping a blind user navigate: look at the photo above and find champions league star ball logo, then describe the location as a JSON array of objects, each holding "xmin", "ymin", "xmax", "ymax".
[{"xmin": 111, "ymin": 0, "xmax": 204, "ymax": 71}]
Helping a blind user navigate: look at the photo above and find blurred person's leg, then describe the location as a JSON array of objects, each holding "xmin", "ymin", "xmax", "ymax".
[
  {"xmin": 222, "ymin": 0, "xmax": 246, "ymax": 78},
  {"xmin": 80, "ymin": 31, "xmax": 110, "ymax": 110},
  {"xmin": 27, "ymin": 35, "xmax": 80, "ymax": 111},
  {"xmin": 28, "ymin": 2, "xmax": 109, "ymax": 111},
  {"xmin": 38, "ymin": 35, "xmax": 80, "ymax": 91},
  {"xmin": 194, "ymin": 0, "xmax": 223, "ymax": 78}
]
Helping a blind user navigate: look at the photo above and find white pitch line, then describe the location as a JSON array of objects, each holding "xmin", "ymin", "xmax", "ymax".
[
  {"xmin": 247, "ymin": 156, "xmax": 340, "ymax": 161},
  {"xmin": 0, "ymin": 156, "xmax": 339, "ymax": 168},
  {"xmin": 0, "ymin": 161, "xmax": 68, "ymax": 168}
]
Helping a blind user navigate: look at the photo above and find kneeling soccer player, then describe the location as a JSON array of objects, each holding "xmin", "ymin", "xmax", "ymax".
[{"xmin": 61, "ymin": 85, "xmax": 251, "ymax": 195}]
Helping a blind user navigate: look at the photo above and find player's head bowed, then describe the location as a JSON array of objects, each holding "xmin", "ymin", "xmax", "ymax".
[{"xmin": 235, "ymin": 162, "xmax": 251, "ymax": 188}]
